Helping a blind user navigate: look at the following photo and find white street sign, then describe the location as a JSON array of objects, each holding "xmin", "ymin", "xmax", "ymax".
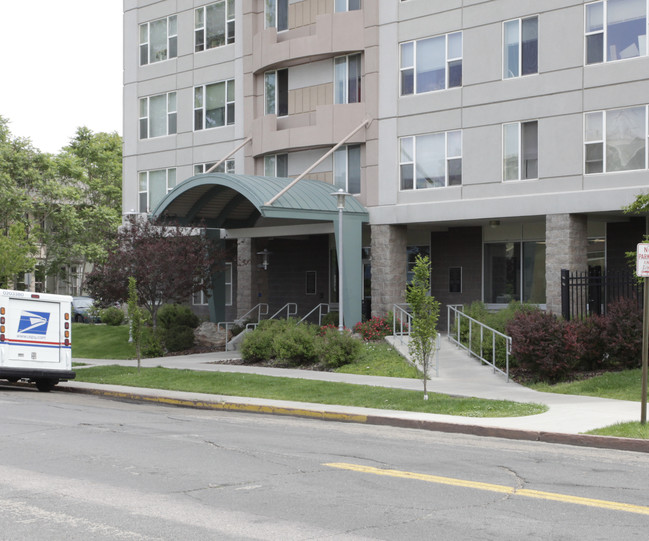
[{"xmin": 637, "ymin": 243, "xmax": 649, "ymax": 277}]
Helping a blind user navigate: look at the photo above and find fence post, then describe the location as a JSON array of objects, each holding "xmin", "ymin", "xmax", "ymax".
[{"xmin": 561, "ymin": 269, "xmax": 570, "ymax": 321}]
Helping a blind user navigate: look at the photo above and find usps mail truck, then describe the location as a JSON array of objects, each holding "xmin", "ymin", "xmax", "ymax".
[{"xmin": 0, "ymin": 289, "xmax": 76, "ymax": 391}]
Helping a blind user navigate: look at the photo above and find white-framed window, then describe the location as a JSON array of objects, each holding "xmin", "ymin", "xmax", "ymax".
[
  {"xmin": 266, "ymin": 0, "xmax": 288, "ymax": 31},
  {"xmin": 264, "ymin": 154, "xmax": 288, "ymax": 177},
  {"xmin": 399, "ymin": 131, "xmax": 462, "ymax": 190},
  {"xmin": 194, "ymin": 79, "xmax": 235, "ymax": 130},
  {"xmin": 586, "ymin": 0, "xmax": 647, "ymax": 64},
  {"xmin": 407, "ymin": 246, "xmax": 430, "ymax": 284},
  {"xmin": 400, "ymin": 32, "xmax": 462, "ymax": 95},
  {"xmin": 140, "ymin": 16, "xmax": 177, "ymax": 66},
  {"xmin": 335, "ymin": 0, "xmax": 361, "ymax": 12},
  {"xmin": 334, "ymin": 54, "xmax": 361, "ymax": 104},
  {"xmin": 138, "ymin": 168, "xmax": 176, "ymax": 213},
  {"xmin": 503, "ymin": 16, "xmax": 538, "ymax": 78},
  {"xmin": 503, "ymin": 121, "xmax": 538, "ymax": 180},
  {"xmin": 585, "ymin": 105, "xmax": 647, "ymax": 173},
  {"xmin": 195, "ymin": 0, "xmax": 235, "ymax": 52},
  {"xmin": 334, "ymin": 144, "xmax": 361, "ymax": 194},
  {"xmin": 194, "ymin": 159, "xmax": 235, "ymax": 175},
  {"xmin": 265, "ymin": 69, "xmax": 288, "ymax": 116},
  {"xmin": 139, "ymin": 92, "xmax": 177, "ymax": 139}
]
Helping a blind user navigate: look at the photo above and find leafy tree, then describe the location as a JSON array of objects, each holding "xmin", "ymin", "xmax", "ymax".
[
  {"xmin": 87, "ymin": 217, "xmax": 225, "ymax": 329},
  {"xmin": 0, "ymin": 223, "xmax": 37, "ymax": 288},
  {"xmin": 406, "ymin": 255, "xmax": 440, "ymax": 400}
]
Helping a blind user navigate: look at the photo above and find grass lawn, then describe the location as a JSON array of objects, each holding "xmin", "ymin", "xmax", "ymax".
[
  {"xmin": 72, "ymin": 323, "xmax": 135, "ymax": 360},
  {"xmin": 335, "ymin": 342, "xmax": 421, "ymax": 379},
  {"xmin": 528, "ymin": 369, "xmax": 642, "ymax": 402},
  {"xmin": 74, "ymin": 365, "xmax": 547, "ymax": 418},
  {"xmin": 585, "ymin": 422, "xmax": 649, "ymax": 439}
]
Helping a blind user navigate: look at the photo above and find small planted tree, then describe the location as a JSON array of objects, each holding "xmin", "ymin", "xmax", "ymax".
[{"xmin": 406, "ymin": 255, "xmax": 440, "ymax": 400}]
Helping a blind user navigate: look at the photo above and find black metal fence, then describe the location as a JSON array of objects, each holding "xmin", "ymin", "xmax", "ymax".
[{"xmin": 560, "ymin": 268, "xmax": 643, "ymax": 320}]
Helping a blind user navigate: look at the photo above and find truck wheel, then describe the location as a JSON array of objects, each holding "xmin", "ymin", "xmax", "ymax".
[{"xmin": 35, "ymin": 379, "xmax": 57, "ymax": 392}]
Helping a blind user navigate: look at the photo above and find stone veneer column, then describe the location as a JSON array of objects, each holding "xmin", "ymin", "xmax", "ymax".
[
  {"xmin": 370, "ymin": 224, "xmax": 407, "ymax": 317},
  {"xmin": 236, "ymin": 238, "xmax": 253, "ymax": 319},
  {"xmin": 545, "ymin": 214, "xmax": 588, "ymax": 315}
]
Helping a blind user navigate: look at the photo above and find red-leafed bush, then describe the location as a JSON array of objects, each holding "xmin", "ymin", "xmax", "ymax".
[
  {"xmin": 353, "ymin": 316, "xmax": 393, "ymax": 341},
  {"xmin": 506, "ymin": 310, "xmax": 579, "ymax": 383},
  {"xmin": 603, "ymin": 297, "xmax": 642, "ymax": 369},
  {"xmin": 570, "ymin": 314, "xmax": 607, "ymax": 371}
]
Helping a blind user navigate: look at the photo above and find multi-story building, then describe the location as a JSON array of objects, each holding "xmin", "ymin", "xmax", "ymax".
[{"xmin": 123, "ymin": 0, "xmax": 649, "ymax": 328}]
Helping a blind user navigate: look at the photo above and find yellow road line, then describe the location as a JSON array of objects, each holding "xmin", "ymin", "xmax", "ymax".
[{"xmin": 324, "ymin": 462, "xmax": 649, "ymax": 516}]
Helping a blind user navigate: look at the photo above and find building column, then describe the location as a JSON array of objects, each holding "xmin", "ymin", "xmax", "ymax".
[
  {"xmin": 236, "ymin": 238, "xmax": 254, "ymax": 320},
  {"xmin": 370, "ymin": 224, "xmax": 407, "ymax": 317},
  {"xmin": 545, "ymin": 214, "xmax": 588, "ymax": 315}
]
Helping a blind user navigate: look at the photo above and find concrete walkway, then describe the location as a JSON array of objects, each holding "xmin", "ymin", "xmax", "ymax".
[{"xmin": 65, "ymin": 335, "xmax": 648, "ymax": 453}]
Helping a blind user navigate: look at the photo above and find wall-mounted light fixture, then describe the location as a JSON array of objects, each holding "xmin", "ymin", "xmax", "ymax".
[
  {"xmin": 489, "ymin": 220, "xmax": 501, "ymax": 229},
  {"xmin": 257, "ymin": 249, "xmax": 271, "ymax": 270}
]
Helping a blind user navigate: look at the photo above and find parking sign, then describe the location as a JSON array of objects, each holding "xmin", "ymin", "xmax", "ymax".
[{"xmin": 637, "ymin": 243, "xmax": 649, "ymax": 277}]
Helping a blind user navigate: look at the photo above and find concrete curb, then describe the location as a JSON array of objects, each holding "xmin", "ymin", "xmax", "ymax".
[{"xmin": 59, "ymin": 384, "xmax": 649, "ymax": 454}]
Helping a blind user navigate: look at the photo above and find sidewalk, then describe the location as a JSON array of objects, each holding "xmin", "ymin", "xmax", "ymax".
[{"xmin": 64, "ymin": 336, "xmax": 649, "ymax": 453}]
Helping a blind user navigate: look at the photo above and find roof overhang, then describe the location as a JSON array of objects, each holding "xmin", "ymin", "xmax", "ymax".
[{"xmin": 150, "ymin": 173, "xmax": 369, "ymax": 229}]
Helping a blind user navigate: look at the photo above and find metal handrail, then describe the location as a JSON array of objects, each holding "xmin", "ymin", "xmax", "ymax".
[
  {"xmin": 299, "ymin": 303, "xmax": 330, "ymax": 325},
  {"xmin": 269, "ymin": 302, "xmax": 298, "ymax": 321},
  {"xmin": 392, "ymin": 303, "xmax": 412, "ymax": 347},
  {"xmin": 217, "ymin": 303, "xmax": 269, "ymax": 350},
  {"xmin": 447, "ymin": 304, "xmax": 512, "ymax": 381}
]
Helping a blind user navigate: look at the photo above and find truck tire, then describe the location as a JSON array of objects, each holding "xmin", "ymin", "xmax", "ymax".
[{"xmin": 35, "ymin": 379, "xmax": 58, "ymax": 392}]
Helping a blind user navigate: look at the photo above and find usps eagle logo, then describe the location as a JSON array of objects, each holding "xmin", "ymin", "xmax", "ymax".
[{"xmin": 17, "ymin": 311, "xmax": 50, "ymax": 335}]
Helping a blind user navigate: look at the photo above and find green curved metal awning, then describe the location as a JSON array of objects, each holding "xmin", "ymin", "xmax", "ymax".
[{"xmin": 150, "ymin": 173, "xmax": 368, "ymax": 228}]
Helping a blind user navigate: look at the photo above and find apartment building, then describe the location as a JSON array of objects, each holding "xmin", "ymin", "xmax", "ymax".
[{"xmin": 123, "ymin": 0, "xmax": 649, "ymax": 328}]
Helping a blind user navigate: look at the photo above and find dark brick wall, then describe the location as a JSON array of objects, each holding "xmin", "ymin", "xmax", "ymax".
[
  {"xmin": 430, "ymin": 227, "xmax": 483, "ymax": 331},
  {"xmin": 607, "ymin": 218, "xmax": 646, "ymax": 273},
  {"xmin": 264, "ymin": 235, "xmax": 330, "ymax": 318}
]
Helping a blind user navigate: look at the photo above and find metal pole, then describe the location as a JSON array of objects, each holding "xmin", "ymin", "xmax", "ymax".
[
  {"xmin": 338, "ymin": 205, "xmax": 344, "ymax": 333},
  {"xmin": 265, "ymin": 118, "xmax": 371, "ymax": 206},
  {"xmin": 642, "ymin": 276, "xmax": 648, "ymax": 424},
  {"xmin": 205, "ymin": 137, "xmax": 252, "ymax": 174}
]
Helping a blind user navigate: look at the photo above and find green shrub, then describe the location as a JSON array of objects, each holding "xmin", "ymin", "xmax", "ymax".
[
  {"xmin": 271, "ymin": 320, "xmax": 317, "ymax": 366},
  {"xmin": 164, "ymin": 324, "xmax": 195, "ymax": 352},
  {"xmin": 317, "ymin": 328, "xmax": 362, "ymax": 369},
  {"xmin": 158, "ymin": 304, "xmax": 200, "ymax": 330},
  {"xmin": 142, "ymin": 329, "xmax": 165, "ymax": 358},
  {"xmin": 321, "ymin": 311, "xmax": 339, "ymax": 327},
  {"xmin": 240, "ymin": 319, "xmax": 279, "ymax": 363},
  {"xmin": 101, "ymin": 306, "xmax": 125, "ymax": 326}
]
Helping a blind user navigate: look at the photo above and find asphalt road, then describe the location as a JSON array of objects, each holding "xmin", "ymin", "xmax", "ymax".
[{"xmin": 1, "ymin": 386, "xmax": 648, "ymax": 540}]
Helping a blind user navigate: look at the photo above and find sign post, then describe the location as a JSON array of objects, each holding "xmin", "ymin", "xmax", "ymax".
[{"xmin": 636, "ymin": 243, "xmax": 649, "ymax": 424}]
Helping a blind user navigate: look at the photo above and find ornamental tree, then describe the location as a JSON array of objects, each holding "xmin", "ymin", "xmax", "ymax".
[
  {"xmin": 405, "ymin": 254, "xmax": 440, "ymax": 400},
  {"xmin": 87, "ymin": 217, "xmax": 226, "ymax": 329}
]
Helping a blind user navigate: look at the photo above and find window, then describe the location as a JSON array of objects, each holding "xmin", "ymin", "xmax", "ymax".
[
  {"xmin": 195, "ymin": 0, "xmax": 235, "ymax": 52},
  {"xmin": 192, "ymin": 263, "xmax": 231, "ymax": 306},
  {"xmin": 140, "ymin": 16, "xmax": 177, "ymax": 65},
  {"xmin": 585, "ymin": 106, "xmax": 646, "ymax": 173},
  {"xmin": 334, "ymin": 54, "xmax": 361, "ymax": 104},
  {"xmin": 407, "ymin": 246, "xmax": 430, "ymax": 284},
  {"xmin": 335, "ymin": 0, "xmax": 361, "ymax": 12},
  {"xmin": 264, "ymin": 154, "xmax": 288, "ymax": 177},
  {"xmin": 265, "ymin": 69, "xmax": 288, "ymax": 117},
  {"xmin": 484, "ymin": 241, "xmax": 546, "ymax": 304},
  {"xmin": 139, "ymin": 92, "xmax": 177, "ymax": 139},
  {"xmin": 449, "ymin": 267, "xmax": 462, "ymax": 293},
  {"xmin": 334, "ymin": 145, "xmax": 361, "ymax": 194},
  {"xmin": 306, "ymin": 271, "xmax": 317, "ymax": 295},
  {"xmin": 503, "ymin": 16, "xmax": 538, "ymax": 78},
  {"xmin": 400, "ymin": 131, "xmax": 462, "ymax": 190},
  {"xmin": 266, "ymin": 0, "xmax": 288, "ymax": 31},
  {"xmin": 586, "ymin": 0, "xmax": 647, "ymax": 64},
  {"xmin": 138, "ymin": 168, "xmax": 176, "ymax": 212},
  {"xmin": 194, "ymin": 160, "xmax": 235, "ymax": 175},
  {"xmin": 503, "ymin": 121, "xmax": 538, "ymax": 180},
  {"xmin": 194, "ymin": 80, "xmax": 235, "ymax": 130},
  {"xmin": 400, "ymin": 32, "xmax": 462, "ymax": 95}
]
